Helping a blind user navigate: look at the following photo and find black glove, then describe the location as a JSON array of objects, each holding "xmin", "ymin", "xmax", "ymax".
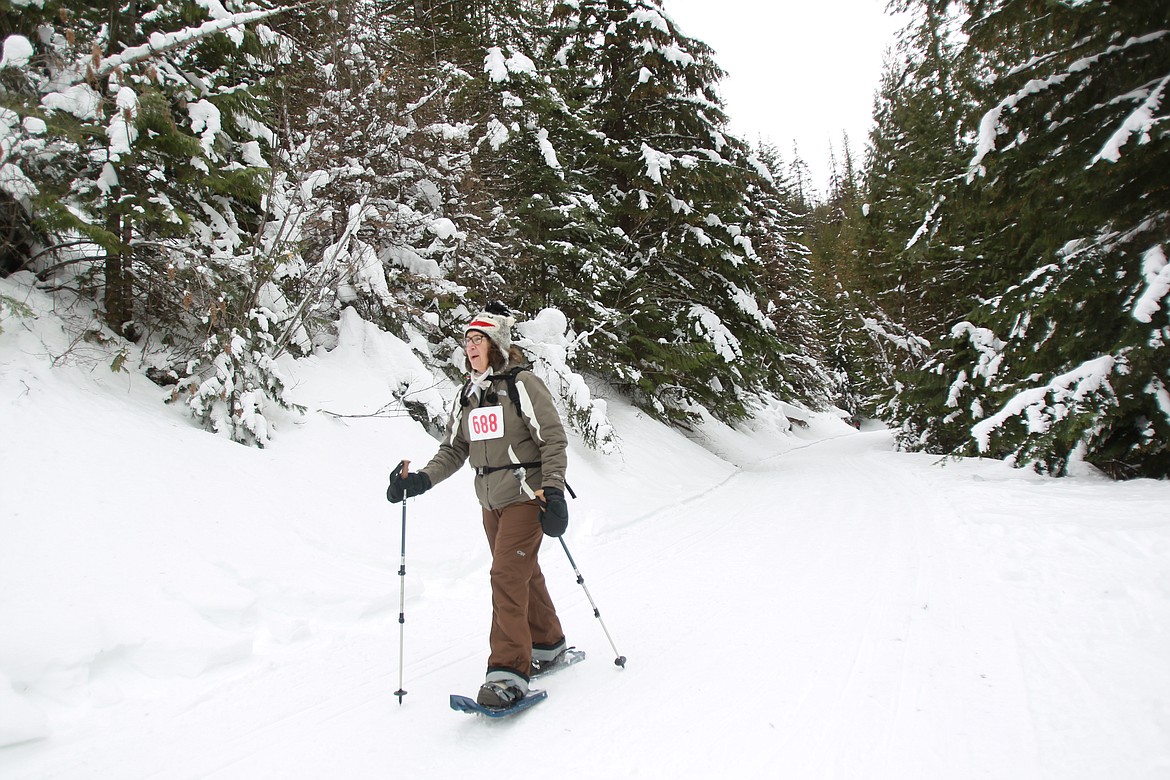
[
  {"xmin": 387, "ymin": 469, "xmax": 431, "ymax": 503},
  {"xmin": 539, "ymin": 486, "xmax": 568, "ymax": 537}
]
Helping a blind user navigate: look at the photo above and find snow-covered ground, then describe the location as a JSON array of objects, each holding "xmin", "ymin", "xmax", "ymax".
[{"xmin": 2, "ymin": 274, "xmax": 1169, "ymax": 779}]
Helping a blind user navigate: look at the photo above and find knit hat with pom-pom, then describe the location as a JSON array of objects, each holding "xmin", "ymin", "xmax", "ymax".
[{"xmin": 465, "ymin": 302, "xmax": 515, "ymax": 355}]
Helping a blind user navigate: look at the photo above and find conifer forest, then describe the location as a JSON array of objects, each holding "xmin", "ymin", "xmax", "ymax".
[{"xmin": 1, "ymin": 1, "xmax": 1167, "ymax": 479}]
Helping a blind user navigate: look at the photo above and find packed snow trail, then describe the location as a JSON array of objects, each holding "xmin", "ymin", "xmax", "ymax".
[
  {"xmin": 5, "ymin": 415, "xmax": 1166, "ymax": 778},
  {"xmin": 564, "ymin": 431, "xmax": 1040, "ymax": 779}
]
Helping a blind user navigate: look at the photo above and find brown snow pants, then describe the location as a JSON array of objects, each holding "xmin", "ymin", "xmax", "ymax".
[{"xmin": 482, "ymin": 500, "xmax": 565, "ymax": 685}]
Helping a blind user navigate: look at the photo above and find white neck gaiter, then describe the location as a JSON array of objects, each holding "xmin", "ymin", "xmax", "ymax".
[{"xmin": 465, "ymin": 369, "xmax": 492, "ymax": 400}]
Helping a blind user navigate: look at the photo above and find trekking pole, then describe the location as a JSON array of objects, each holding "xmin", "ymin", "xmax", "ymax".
[
  {"xmin": 559, "ymin": 537, "xmax": 626, "ymax": 668},
  {"xmin": 394, "ymin": 460, "xmax": 411, "ymax": 704}
]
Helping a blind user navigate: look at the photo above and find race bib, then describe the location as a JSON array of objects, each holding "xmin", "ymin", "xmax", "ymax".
[{"xmin": 468, "ymin": 406, "xmax": 505, "ymax": 441}]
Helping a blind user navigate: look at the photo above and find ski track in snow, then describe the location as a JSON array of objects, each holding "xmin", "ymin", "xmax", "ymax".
[{"xmin": 3, "ymin": 349, "xmax": 1169, "ymax": 777}]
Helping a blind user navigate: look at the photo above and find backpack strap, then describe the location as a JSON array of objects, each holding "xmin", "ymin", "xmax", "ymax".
[
  {"xmin": 458, "ymin": 367, "xmax": 526, "ymax": 415},
  {"xmin": 492, "ymin": 366, "xmax": 528, "ymax": 418}
]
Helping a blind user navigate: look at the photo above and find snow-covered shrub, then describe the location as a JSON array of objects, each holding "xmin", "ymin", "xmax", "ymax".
[{"xmin": 181, "ymin": 307, "xmax": 302, "ymax": 447}]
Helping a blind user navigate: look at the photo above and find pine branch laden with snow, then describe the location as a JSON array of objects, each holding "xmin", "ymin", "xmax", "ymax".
[
  {"xmin": 1090, "ymin": 70, "xmax": 1170, "ymax": 166},
  {"xmin": 1133, "ymin": 244, "xmax": 1170, "ymax": 324},
  {"xmin": 91, "ymin": 7, "xmax": 298, "ymax": 79},
  {"xmin": 968, "ymin": 72, "xmax": 1069, "ymax": 180},
  {"xmin": 968, "ymin": 29, "xmax": 1170, "ymax": 179},
  {"xmin": 687, "ymin": 304, "xmax": 741, "ymax": 364},
  {"xmin": 969, "ymin": 354, "xmax": 1120, "ymax": 473},
  {"xmin": 949, "ymin": 321, "xmax": 1004, "ymax": 384}
]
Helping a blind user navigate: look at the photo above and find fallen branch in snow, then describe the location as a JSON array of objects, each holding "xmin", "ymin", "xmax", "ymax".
[
  {"xmin": 320, "ymin": 377, "xmax": 454, "ymax": 421},
  {"xmin": 30, "ymin": 241, "xmax": 107, "ymax": 280},
  {"xmin": 318, "ymin": 404, "xmax": 413, "ymax": 419}
]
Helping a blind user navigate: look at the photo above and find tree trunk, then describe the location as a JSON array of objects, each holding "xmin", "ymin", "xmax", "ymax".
[
  {"xmin": 101, "ymin": 0, "xmax": 134, "ymax": 335},
  {"xmin": 103, "ymin": 213, "xmax": 132, "ymax": 334}
]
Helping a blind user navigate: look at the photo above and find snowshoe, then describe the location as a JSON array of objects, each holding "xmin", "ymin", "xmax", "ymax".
[
  {"xmin": 531, "ymin": 647, "xmax": 586, "ymax": 679},
  {"xmin": 450, "ymin": 688, "xmax": 546, "ymax": 718}
]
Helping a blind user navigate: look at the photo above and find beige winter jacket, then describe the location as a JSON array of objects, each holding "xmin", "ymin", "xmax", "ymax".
[{"xmin": 419, "ymin": 363, "xmax": 568, "ymax": 510}]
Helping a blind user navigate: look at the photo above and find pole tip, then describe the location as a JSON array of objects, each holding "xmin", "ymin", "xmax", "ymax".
[
  {"xmin": 395, "ymin": 689, "xmax": 407, "ymax": 704},
  {"xmin": 614, "ymin": 656, "xmax": 627, "ymax": 668}
]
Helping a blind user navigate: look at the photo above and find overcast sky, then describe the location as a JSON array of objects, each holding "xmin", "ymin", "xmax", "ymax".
[{"xmin": 664, "ymin": 0, "xmax": 908, "ymax": 192}]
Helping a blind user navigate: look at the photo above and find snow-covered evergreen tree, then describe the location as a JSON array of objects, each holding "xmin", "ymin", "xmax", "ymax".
[
  {"xmin": 1, "ymin": 0, "xmax": 304, "ymax": 445},
  {"xmin": 262, "ymin": 1, "xmax": 477, "ymax": 340},
  {"xmin": 808, "ymin": 5, "xmax": 972, "ymax": 420},
  {"xmin": 895, "ymin": 0, "xmax": 1170, "ymax": 478},
  {"xmin": 745, "ymin": 141, "xmax": 831, "ymax": 410},
  {"xmin": 860, "ymin": 5, "xmax": 976, "ymax": 334},
  {"xmin": 542, "ymin": 0, "xmax": 824, "ymax": 424}
]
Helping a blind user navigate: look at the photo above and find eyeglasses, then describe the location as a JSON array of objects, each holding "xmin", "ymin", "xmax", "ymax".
[{"xmin": 464, "ymin": 334, "xmax": 488, "ymax": 346}]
